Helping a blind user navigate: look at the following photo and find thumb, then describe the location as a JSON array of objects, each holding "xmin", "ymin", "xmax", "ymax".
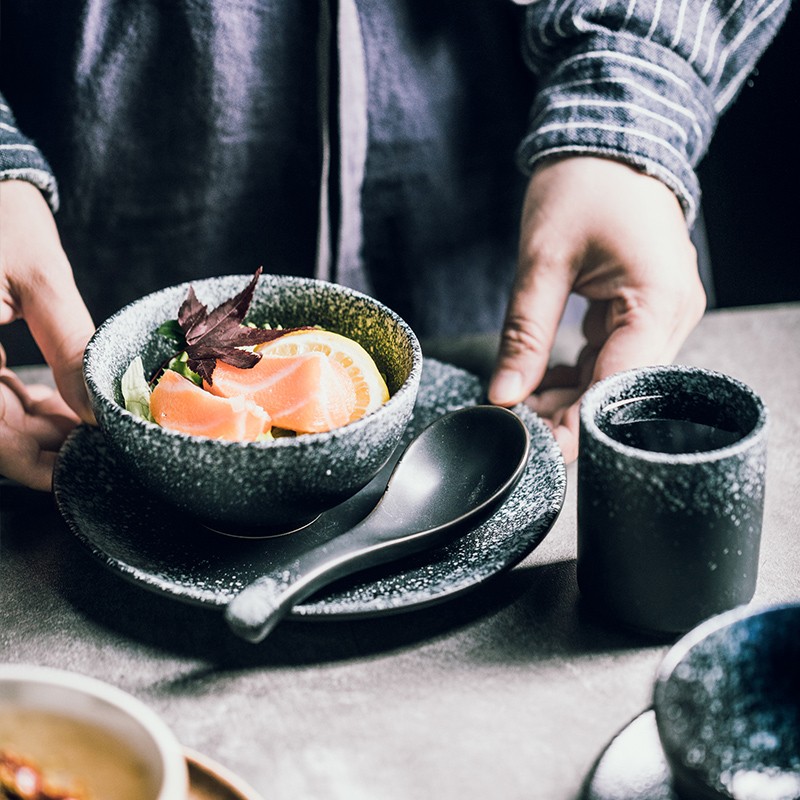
[
  {"xmin": 21, "ymin": 266, "xmax": 96, "ymax": 424},
  {"xmin": 488, "ymin": 263, "xmax": 572, "ymax": 407},
  {"xmin": 0, "ymin": 180, "xmax": 96, "ymax": 423}
]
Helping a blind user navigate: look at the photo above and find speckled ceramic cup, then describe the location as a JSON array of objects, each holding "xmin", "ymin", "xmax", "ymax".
[{"xmin": 577, "ymin": 365, "xmax": 768, "ymax": 636}]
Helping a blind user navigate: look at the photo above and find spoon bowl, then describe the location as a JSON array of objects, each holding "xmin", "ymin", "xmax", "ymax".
[{"xmin": 225, "ymin": 405, "xmax": 530, "ymax": 642}]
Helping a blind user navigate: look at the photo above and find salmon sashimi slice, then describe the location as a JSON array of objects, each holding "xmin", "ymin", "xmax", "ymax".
[
  {"xmin": 208, "ymin": 351, "xmax": 357, "ymax": 434},
  {"xmin": 150, "ymin": 368, "xmax": 271, "ymax": 441},
  {"xmin": 255, "ymin": 329, "xmax": 390, "ymax": 422}
]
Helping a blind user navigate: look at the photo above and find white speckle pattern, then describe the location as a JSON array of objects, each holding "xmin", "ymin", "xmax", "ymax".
[
  {"xmin": 577, "ymin": 364, "xmax": 769, "ymax": 634},
  {"xmin": 54, "ymin": 359, "xmax": 566, "ymax": 618},
  {"xmin": 654, "ymin": 603, "xmax": 800, "ymax": 800},
  {"xmin": 82, "ymin": 274, "xmax": 423, "ymax": 530}
]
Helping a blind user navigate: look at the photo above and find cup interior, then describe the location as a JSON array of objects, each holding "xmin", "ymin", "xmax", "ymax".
[{"xmin": 584, "ymin": 366, "xmax": 766, "ymax": 457}]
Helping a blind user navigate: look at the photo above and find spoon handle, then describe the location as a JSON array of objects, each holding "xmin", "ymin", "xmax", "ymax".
[
  {"xmin": 224, "ymin": 517, "xmax": 389, "ymax": 643},
  {"xmin": 225, "ymin": 406, "xmax": 531, "ymax": 643},
  {"xmin": 224, "ymin": 573, "xmax": 312, "ymax": 643}
]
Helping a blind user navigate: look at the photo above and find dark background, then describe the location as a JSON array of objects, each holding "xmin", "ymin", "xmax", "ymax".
[
  {"xmin": 3, "ymin": 6, "xmax": 797, "ymax": 367},
  {"xmin": 696, "ymin": 3, "xmax": 798, "ymax": 309}
]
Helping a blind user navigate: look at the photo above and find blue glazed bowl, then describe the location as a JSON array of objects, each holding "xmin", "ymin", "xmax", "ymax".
[
  {"xmin": 83, "ymin": 274, "xmax": 422, "ymax": 534},
  {"xmin": 654, "ymin": 602, "xmax": 800, "ymax": 800}
]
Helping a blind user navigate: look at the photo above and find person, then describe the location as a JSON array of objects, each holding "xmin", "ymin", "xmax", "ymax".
[{"xmin": 0, "ymin": 1, "xmax": 790, "ymax": 491}]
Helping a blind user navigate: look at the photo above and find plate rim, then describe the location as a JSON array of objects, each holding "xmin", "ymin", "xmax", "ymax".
[{"xmin": 185, "ymin": 746, "xmax": 265, "ymax": 800}]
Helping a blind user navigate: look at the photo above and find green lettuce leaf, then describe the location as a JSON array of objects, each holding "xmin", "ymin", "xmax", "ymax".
[
  {"xmin": 166, "ymin": 351, "xmax": 203, "ymax": 386},
  {"xmin": 121, "ymin": 356, "xmax": 154, "ymax": 422}
]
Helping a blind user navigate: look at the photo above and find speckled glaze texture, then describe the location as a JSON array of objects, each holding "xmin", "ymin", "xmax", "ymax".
[
  {"xmin": 577, "ymin": 365, "xmax": 768, "ymax": 635},
  {"xmin": 54, "ymin": 359, "xmax": 566, "ymax": 618},
  {"xmin": 83, "ymin": 274, "xmax": 422, "ymax": 531},
  {"xmin": 654, "ymin": 603, "xmax": 800, "ymax": 800}
]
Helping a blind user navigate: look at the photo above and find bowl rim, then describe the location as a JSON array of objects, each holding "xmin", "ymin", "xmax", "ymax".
[
  {"xmin": 83, "ymin": 273, "xmax": 423, "ymax": 448},
  {"xmin": 0, "ymin": 663, "xmax": 188, "ymax": 799},
  {"xmin": 653, "ymin": 600, "xmax": 800, "ymax": 695}
]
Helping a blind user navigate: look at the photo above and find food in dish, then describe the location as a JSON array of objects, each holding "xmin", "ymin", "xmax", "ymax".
[
  {"xmin": 122, "ymin": 269, "xmax": 390, "ymax": 440},
  {"xmin": 1, "ymin": 748, "xmax": 87, "ymax": 800},
  {"xmin": 149, "ymin": 368, "xmax": 272, "ymax": 441}
]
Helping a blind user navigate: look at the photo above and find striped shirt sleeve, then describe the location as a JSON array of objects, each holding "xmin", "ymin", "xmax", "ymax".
[
  {"xmin": 515, "ymin": 0, "xmax": 791, "ymax": 226},
  {"xmin": 0, "ymin": 92, "xmax": 59, "ymax": 210}
]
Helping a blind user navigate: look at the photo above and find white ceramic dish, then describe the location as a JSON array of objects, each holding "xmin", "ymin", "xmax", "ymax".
[{"xmin": 0, "ymin": 664, "xmax": 188, "ymax": 800}]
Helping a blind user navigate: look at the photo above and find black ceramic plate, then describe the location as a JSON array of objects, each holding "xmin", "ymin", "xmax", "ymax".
[
  {"xmin": 582, "ymin": 710, "xmax": 679, "ymax": 800},
  {"xmin": 53, "ymin": 359, "xmax": 566, "ymax": 618}
]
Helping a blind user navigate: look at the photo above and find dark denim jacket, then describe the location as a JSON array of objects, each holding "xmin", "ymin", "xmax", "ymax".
[{"xmin": 0, "ymin": 1, "xmax": 790, "ymax": 336}]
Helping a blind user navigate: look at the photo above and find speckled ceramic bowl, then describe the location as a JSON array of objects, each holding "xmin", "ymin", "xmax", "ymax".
[
  {"xmin": 654, "ymin": 602, "xmax": 800, "ymax": 800},
  {"xmin": 84, "ymin": 274, "xmax": 422, "ymax": 534}
]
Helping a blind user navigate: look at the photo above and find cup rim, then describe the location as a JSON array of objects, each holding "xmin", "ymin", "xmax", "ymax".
[
  {"xmin": 0, "ymin": 664, "xmax": 188, "ymax": 800},
  {"xmin": 579, "ymin": 364, "xmax": 768, "ymax": 464}
]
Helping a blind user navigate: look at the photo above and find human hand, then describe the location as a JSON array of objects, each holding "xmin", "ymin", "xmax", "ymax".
[
  {"xmin": 0, "ymin": 346, "xmax": 81, "ymax": 490},
  {"xmin": 488, "ymin": 157, "xmax": 706, "ymax": 463},
  {"xmin": 0, "ymin": 180, "xmax": 95, "ymax": 489}
]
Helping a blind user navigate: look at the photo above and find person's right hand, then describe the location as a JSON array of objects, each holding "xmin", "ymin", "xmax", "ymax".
[
  {"xmin": 0, "ymin": 179, "xmax": 95, "ymax": 490},
  {"xmin": 488, "ymin": 157, "xmax": 706, "ymax": 462}
]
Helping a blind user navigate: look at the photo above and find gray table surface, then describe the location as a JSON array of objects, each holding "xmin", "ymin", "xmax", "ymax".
[{"xmin": 2, "ymin": 302, "xmax": 799, "ymax": 800}]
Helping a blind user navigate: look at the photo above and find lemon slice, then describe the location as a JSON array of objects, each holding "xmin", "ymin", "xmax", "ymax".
[{"xmin": 256, "ymin": 329, "xmax": 390, "ymax": 423}]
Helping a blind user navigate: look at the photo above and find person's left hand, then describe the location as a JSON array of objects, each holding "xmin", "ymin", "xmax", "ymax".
[
  {"xmin": 488, "ymin": 156, "xmax": 706, "ymax": 462},
  {"xmin": 0, "ymin": 179, "xmax": 95, "ymax": 490}
]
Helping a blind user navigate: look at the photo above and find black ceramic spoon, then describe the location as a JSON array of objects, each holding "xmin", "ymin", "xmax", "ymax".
[{"xmin": 225, "ymin": 405, "xmax": 531, "ymax": 642}]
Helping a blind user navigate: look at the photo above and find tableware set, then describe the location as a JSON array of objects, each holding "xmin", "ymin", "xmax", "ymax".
[
  {"xmin": 54, "ymin": 358, "xmax": 566, "ymax": 620},
  {"xmin": 49, "ymin": 273, "xmax": 567, "ymax": 797},
  {"xmin": 53, "ymin": 272, "xmax": 782, "ymax": 796}
]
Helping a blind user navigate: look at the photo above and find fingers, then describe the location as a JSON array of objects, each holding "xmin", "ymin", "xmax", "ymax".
[
  {"xmin": 550, "ymin": 406, "xmax": 581, "ymax": 464},
  {"xmin": 0, "ymin": 435, "xmax": 59, "ymax": 491},
  {"xmin": 525, "ymin": 375, "xmax": 583, "ymax": 464},
  {"xmin": 0, "ymin": 181, "xmax": 96, "ymax": 423},
  {"xmin": 586, "ymin": 283, "xmax": 705, "ymax": 390},
  {"xmin": 488, "ymin": 175, "xmax": 575, "ymax": 406},
  {"xmin": 22, "ymin": 268, "xmax": 96, "ymax": 423},
  {"xmin": 0, "ymin": 374, "xmax": 76, "ymax": 490},
  {"xmin": 526, "ymin": 385, "xmax": 581, "ymax": 420},
  {"xmin": 488, "ymin": 267, "xmax": 571, "ymax": 406}
]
